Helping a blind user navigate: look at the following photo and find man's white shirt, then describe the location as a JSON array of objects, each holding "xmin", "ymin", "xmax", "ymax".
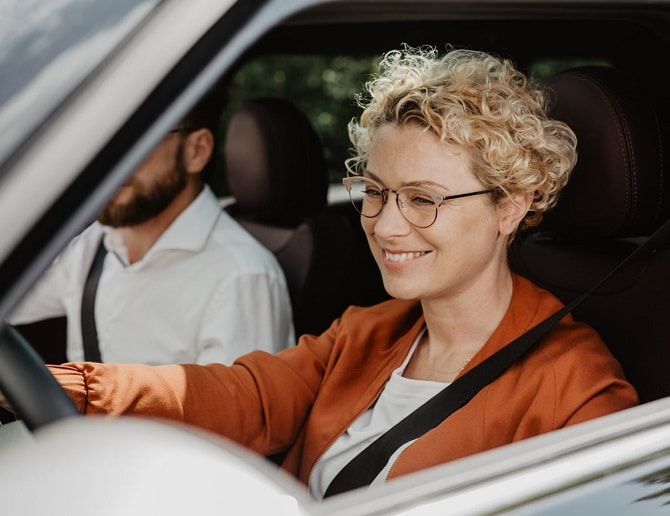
[{"xmin": 9, "ymin": 186, "xmax": 295, "ymax": 365}]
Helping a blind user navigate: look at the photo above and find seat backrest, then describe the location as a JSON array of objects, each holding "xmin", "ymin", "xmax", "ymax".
[
  {"xmin": 224, "ymin": 97, "xmax": 353, "ymax": 337},
  {"xmin": 510, "ymin": 66, "xmax": 670, "ymax": 403}
]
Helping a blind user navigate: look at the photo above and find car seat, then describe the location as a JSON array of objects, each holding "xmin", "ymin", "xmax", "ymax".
[
  {"xmin": 224, "ymin": 97, "xmax": 354, "ymax": 338},
  {"xmin": 509, "ymin": 66, "xmax": 670, "ymax": 403}
]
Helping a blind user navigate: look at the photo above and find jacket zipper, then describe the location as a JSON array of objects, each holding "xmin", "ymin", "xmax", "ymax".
[
  {"xmin": 384, "ymin": 440, "xmax": 417, "ymax": 483},
  {"xmin": 385, "ymin": 453, "xmax": 403, "ymax": 483}
]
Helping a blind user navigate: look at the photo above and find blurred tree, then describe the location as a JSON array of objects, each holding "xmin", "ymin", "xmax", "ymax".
[{"xmin": 222, "ymin": 55, "xmax": 379, "ymax": 187}]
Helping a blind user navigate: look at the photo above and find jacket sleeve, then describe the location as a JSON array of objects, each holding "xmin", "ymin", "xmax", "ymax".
[{"xmin": 47, "ymin": 319, "xmax": 340, "ymax": 456}]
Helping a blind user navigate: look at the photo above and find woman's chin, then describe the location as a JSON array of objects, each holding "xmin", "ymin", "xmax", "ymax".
[{"xmin": 382, "ymin": 279, "xmax": 421, "ymax": 301}]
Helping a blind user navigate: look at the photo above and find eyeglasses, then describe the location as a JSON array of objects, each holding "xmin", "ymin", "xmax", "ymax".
[{"xmin": 342, "ymin": 175, "xmax": 493, "ymax": 228}]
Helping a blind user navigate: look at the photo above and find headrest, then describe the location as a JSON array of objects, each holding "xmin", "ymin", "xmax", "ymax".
[
  {"xmin": 543, "ymin": 66, "xmax": 665, "ymax": 238},
  {"xmin": 224, "ymin": 97, "xmax": 328, "ymax": 227}
]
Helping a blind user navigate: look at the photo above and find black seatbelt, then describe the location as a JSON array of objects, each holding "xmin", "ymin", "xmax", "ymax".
[
  {"xmin": 324, "ymin": 218, "xmax": 670, "ymax": 498},
  {"xmin": 80, "ymin": 238, "xmax": 106, "ymax": 362}
]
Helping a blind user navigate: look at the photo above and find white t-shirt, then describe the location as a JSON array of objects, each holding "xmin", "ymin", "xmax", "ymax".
[
  {"xmin": 309, "ymin": 328, "xmax": 447, "ymax": 500},
  {"xmin": 9, "ymin": 186, "xmax": 295, "ymax": 365}
]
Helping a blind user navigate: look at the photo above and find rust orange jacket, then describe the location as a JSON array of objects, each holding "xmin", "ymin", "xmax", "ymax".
[{"xmin": 49, "ymin": 274, "xmax": 638, "ymax": 487}]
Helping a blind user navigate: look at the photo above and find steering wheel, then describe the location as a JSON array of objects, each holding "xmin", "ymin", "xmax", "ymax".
[{"xmin": 0, "ymin": 323, "xmax": 80, "ymax": 430}]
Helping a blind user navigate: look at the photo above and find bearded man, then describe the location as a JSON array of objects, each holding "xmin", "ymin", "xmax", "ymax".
[{"xmin": 8, "ymin": 97, "xmax": 295, "ymax": 365}]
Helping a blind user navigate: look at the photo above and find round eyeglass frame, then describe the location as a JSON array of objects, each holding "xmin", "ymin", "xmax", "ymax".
[{"xmin": 342, "ymin": 175, "xmax": 494, "ymax": 228}]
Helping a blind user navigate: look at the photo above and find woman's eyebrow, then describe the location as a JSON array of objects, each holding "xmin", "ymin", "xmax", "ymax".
[
  {"xmin": 409, "ymin": 180, "xmax": 451, "ymax": 191},
  {"xmin": 362, "ymin": 169, "xmax": 381, "ymax": 181},
  {"xmin": 364, "ymin": 170, "xmax": 451, "ymax": 191}
]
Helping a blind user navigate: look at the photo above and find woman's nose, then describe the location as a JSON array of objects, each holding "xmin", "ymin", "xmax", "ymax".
[{"xmin": 366, "ymin": 193, "xmax": 412, "ymax": 236}]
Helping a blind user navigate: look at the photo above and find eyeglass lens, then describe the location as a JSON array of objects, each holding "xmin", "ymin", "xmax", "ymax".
[{"xmin": 345, "ymin": 177, "xmax": 440, "ymax": 228}]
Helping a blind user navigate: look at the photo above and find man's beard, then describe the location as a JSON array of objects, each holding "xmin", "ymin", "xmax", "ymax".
[{"xmin": 97, "ymin": 143, "xmax": 188, "ymax": 228}]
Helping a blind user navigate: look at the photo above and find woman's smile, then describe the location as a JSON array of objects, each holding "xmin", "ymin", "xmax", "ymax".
[{"xmin": 382, "ymin": 249, "xmax": 431, "ymax": 264}]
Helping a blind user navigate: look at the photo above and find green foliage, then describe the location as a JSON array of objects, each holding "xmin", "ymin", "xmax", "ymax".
[
  {"xmin": 225, "ymin": 54, "xmax": 380, "ymax": 183},
  {"xmin": 529, "ymin": 58, "xmax": 611, "ymax": 79}
]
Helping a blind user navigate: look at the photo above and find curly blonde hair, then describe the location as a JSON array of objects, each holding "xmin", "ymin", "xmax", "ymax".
[{"xmin": 347, "ymin": 45, "xmax": 577, "ymax": 230}]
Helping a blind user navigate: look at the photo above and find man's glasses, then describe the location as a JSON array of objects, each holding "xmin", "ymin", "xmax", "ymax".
[{"xmin": 342, "ymin": 175, "xmax": 493, "ymax": 228}]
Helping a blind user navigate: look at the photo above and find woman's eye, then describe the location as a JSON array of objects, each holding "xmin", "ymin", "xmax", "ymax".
[
  {"xmin": 363, "ymin": 188, "xmax": 383, "ymax": 198},
  {"xmin": 407, "ymin": 191, "xmax": 435, "ymax": 206}
]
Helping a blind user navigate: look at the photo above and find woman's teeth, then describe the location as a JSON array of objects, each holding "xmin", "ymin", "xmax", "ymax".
[{"xmin": 384, "ymin": 251, "xmax": 427, "ymax": 263}]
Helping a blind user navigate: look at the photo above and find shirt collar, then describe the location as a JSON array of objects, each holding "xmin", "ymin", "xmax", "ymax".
[{"xmin": 102, "ymin": 185, "xmax": 221, "ymax": 264}]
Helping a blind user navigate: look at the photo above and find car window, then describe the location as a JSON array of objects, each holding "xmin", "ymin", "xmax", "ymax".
[{"xmin": 0, "ymin": 0, "xmax": 159, "ymax": 167}]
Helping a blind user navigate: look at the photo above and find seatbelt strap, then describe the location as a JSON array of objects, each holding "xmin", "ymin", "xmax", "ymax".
[
  {"xmin": 324, "ymin": 218, "xmax": 670, "ymax": 498},
  {"xmin": 80, "ymin": 238, "xmax": 106, "ymax": 362}
]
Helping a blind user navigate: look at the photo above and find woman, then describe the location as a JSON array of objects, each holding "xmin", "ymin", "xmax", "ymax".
[{"xmin": 46, "ymin": 46, "xmax": 638, "ymax": 499}]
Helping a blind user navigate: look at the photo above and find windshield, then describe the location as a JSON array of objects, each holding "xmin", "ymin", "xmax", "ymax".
[{"xmin": 0, "ymin": 0, "xmax": 159, "ymax": 167}]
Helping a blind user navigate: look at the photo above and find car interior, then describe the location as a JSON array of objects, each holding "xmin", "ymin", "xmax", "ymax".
[
  {"xmin": 207, "ymin": 11, "xmax": 670, "ymax": 413},
  {"xmin": 510, "ymin": 65, "xmax": 670, "ymax": 404},
  {"xmin": 5, "ymin": 5, "xmax": 670, "ymax": 429},
  {"xmin": 223, "ymin": 96, "xmax": 357, "ymax": 337}
]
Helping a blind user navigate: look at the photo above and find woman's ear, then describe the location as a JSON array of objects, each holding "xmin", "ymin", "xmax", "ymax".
[
  {"xmin": 497, "ymin": 192, "xmax": 532, "ymax": 237},
  {"xmin": 183, "ymin": 128, "xmax": 214, "ymax": 176}
]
